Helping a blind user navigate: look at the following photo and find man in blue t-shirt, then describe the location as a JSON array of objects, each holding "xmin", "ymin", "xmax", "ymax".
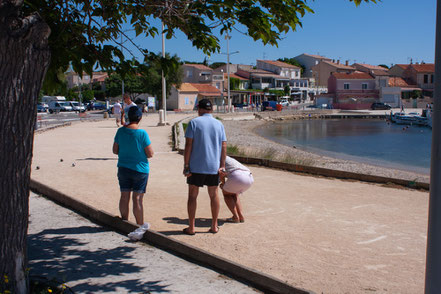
[{"xmin": 183, "ymin": 99, "xmax": 227, "ymax": 235}]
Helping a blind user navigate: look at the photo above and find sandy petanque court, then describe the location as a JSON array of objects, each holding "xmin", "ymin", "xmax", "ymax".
[{"xmin": 31, "ymin": 112, "xmax": 428, "ymax": 294}]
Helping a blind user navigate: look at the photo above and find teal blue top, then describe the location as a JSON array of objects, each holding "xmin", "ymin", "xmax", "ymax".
[{"xmin": 114, "ymin": 127, "xmax": 151, "ymax": 173}]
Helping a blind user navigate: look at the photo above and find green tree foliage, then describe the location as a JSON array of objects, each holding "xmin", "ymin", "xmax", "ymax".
[
  {"xmin": 229, "ymin": 77, "xmax": 240, "ymax": 90},
  {"xmin": 209, "ymin": 62, "xmax": 226, "ymax": 69},
  {"xmin": 278, "ymin": 57, "xmax": 305, "ymax": 74}
]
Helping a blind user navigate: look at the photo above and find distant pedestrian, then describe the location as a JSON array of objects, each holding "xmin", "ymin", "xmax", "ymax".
[
  {"xmin": 121, "ymin": 93, "xmax": 137, "ymax": 125},
  {"xmin": 113, "ymin": 106, "xmax": 154, "ymax": 241},
  {"xmin": 183, "ymin": 99, "xmax": 227, "ymax": 235},
  {"xmin": 219, "ymin": 156, "xmax": 254, "ymax": 223},
  {"xmin": 112, "ymin": 100, "xmax": 122, "ymax": 127}
]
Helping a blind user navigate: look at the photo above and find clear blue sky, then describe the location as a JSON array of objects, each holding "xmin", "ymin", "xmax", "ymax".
[{"xmin": 121, "ymin": 0, "xmax": 436, "ymax": 67}]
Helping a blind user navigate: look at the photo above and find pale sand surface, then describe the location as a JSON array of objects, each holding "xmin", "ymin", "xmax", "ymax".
[{"xmin": 31, "ymin": 112, "xmax": 428, "ymax": 294}]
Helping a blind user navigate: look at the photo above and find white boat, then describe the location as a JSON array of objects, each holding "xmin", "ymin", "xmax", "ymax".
[{"xmin": 391, "ymin": 112, "xmax": 428, "ymax": 126}]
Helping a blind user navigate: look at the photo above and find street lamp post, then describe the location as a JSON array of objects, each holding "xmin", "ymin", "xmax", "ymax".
[
  {"xmin": 224, "ymin": 32, "xmax": 239, "ymax": 113},
  {"xmin": 162, "ymin": 21, "xmax": 167, "ymax": 123}
]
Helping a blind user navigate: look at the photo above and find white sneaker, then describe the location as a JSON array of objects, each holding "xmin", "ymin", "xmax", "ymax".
[{"xmin": 128, "ymin": 222, "xmax": 150, "ymax": 241}]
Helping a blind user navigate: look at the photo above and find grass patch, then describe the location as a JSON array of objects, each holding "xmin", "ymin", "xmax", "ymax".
[{"xmin": 182, "ymin": 123, "xmax": 188, "ymax": 132}]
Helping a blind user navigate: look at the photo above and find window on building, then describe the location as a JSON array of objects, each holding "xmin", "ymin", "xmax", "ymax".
[
  {"xmin": 344, "ymin": 83, "xmax": 350, "ymax": 90},
  {"xmin": 185, "ymin": 97, "xmax": 189, "ymax": 105},
  {"xmin": 187, "ymin": 70, "xmax": 193, "ymax": 78},
  {"xmin": 431, "ymin": 75, "xmax": 434, "ymax": 84},
  {"xmin": 424, "ymin": 74, "xmax": 428, "ymax": 84},
  {"xmin": 362, "ymin": 83, "xmax": 368, "ymax": 90}
]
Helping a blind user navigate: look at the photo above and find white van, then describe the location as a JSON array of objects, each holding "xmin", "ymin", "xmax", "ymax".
[{"xmin": 48, "ymin": 100, "xmax": 73, "ymax": 113}]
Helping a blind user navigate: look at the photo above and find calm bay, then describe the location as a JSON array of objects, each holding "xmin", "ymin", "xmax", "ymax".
[{"xmin": 255, "ymin": 119, "xmax": 432, "ymax": 175}]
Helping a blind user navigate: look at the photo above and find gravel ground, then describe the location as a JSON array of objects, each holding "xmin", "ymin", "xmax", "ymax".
[{"xmin": 223, "ymin": 117, "xmax": 430, "ymax": 184}]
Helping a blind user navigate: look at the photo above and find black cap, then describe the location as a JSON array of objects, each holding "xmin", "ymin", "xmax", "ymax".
[
  {"xmin": 198, "ymin": 99, "xmax": 213, "ymax": 110},
  {"xmin": 128, "ymin": 106, "xmax": 142, "ymax": 122}
]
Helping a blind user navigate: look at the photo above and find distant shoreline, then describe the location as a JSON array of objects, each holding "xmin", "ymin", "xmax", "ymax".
[{"xmin": 222, "ymin": 118, "xmax": 430, "ymax": 184}]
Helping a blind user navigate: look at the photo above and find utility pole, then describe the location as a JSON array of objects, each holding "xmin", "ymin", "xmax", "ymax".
[
  {"xmin": 120, "ymin": 33, "xmax": 125, "ymax": 96},
  {"xmin": 162, "ymin": 21, "xmax": 167, "ymax": 122},
  {"xmin": 224, "ymin": 32, "xmax": 239, "ymax": 113}
]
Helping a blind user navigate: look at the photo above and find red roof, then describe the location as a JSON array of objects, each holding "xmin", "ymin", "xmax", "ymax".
[
  {"xmin": 189, "ymin": 83, "xmax": 222, "ymax": 97},
  {"xmin": 332, "ymin": 72, "xmax": 373, "ymax": 80},
  {"xmin": 257, "ymin": 60, "xmax": 300, "ymax": 69},
  {"xmin": 388, "ymin": 77, "xmax": 412, "ymax": 87},
  {"xmin": 354, "ymin": 63, "xmax": 388, "ymax": 71},
  {"xmin": 184, "ymin": 63, "xmax": 212, "ymax": 71},
  {"xmin": 410, "ymin": 63, "xmax": 435, "ymax": 73},
  {"xmin": 223, "ymin": 73, "xmax": 248, "ymax": 80}
]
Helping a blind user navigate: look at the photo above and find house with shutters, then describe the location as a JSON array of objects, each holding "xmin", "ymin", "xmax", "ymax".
[
  {"xmin": 326, "ymin": 71, "xmax": 379, "ymax": 109},
  {"xmin": 311, "ymin": 60, "xmax": 356, "ymax": 87},
  {"xmin": 402, "ymin": 63, "xmax": 435, "ymax": 97},
  {"xmin": 168, "ymin": 82, "xmax": 222, "ymax": 111}
]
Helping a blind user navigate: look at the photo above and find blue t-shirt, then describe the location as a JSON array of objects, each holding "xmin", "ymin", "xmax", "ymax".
[
  {"xmin": 114, "ymin": 127, "xmax": 151, "ymax": 173},
  {"xmin": 185, "ymin": 113, "xmax": 227, "ymax": 174}
]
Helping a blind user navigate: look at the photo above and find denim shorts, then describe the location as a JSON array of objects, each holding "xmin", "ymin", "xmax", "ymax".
[{"xmin": 118, "ymin": 167, "xmax": 149, "ymax": 193}]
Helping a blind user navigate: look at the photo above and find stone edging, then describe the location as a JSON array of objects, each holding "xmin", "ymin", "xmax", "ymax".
[
  {"xmin": 29, "ymin": 179, "xmax": 314, "ymax": 294},
  {"xmin": 232, "ymin": 156, "xmax": 429, "ymax": 191}
]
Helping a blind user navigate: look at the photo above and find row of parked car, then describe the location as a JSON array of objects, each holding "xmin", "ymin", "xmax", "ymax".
[{"xmin": 38, "ymin": 101, "xmax": 108, "ymax": 113}]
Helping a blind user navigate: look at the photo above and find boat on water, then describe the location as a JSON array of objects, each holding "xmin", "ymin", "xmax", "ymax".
[{"xmin": 390, "ymin": 111, "xmax": 428, "ymax": 126}]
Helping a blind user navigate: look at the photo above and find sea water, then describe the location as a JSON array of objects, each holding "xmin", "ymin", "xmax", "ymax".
[{"xmin": 255, "ymin": 119, "xmax": 431, "ymax": 174}]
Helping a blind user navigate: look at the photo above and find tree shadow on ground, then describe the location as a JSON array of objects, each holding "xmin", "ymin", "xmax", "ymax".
[{"xmin": 28, "ymin": 226, "xmax": 171, "ymax": 293}]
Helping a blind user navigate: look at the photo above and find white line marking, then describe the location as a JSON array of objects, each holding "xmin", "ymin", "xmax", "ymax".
[{"xmin": 357, "ymin": 235, "xmax": 387, "ymax": 245}]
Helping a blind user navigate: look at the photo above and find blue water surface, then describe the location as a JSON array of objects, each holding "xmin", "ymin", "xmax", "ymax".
[{"xmin": 255, "ymin": 119, "xmax": 431, "ymax": 174}]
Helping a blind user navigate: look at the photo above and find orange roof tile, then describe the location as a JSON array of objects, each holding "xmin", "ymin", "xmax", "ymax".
[
  {"xmin": 178, "ymin": 83, "xmax": 199, "ymax": 92},
  {"xmin": 184, "ymin": 63, "xmax": 212, "ymax": 71},
  {"xmin": 388, "ymin": 77, "xmax": 412, "ymax": 87},
  {"xmin": 332, "ymin": 72, "xmax": 373, "ymax": 80},
  {"xmin": 410, "ymin": 63, "xmax": 435, "ymax": 73},
  {"xmin": 190, "ymin": 83, "xmax": 222, "ymax": 97},
  {"xmin": 354, "ymin": 63, "xmax": 388, "ymax": 71},
  {"xmin": 257, "ymin": 60, "xmax": 300, "ymax": 69},
  {"xmin": 223, "ymin": 73, "xmax": 248, "ymax": 80}
]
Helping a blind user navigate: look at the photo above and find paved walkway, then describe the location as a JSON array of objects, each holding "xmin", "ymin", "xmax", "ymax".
[
  {"xmin": 28, "ymin": 191, "xmax": 260, "ymax": 293},
  {"xmin": 30, "ymin": 112, "xmax": 429, "ymax": 294}
]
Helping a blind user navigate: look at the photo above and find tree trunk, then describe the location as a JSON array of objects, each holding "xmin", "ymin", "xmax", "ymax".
[{"xmin": 0, "ymin": 1, "xmax": 50, "ymax": 293}]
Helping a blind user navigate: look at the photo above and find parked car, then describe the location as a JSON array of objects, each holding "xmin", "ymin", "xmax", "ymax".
[
  {"xmin": 48, "ymin": 101, "xmax": 73, "ymax": 113},
  {"xmin": 69, "ymin": 101, "xmax": 86, "ymax": 112},
  {"xmin": 371, "ymin": 102, "xmax": 391, "ymax": 110},
  {"xmin": 37, "ymin": 104, "xmax": 47, "ymax": 112},
  {"xmin": 261, "ymin": 101, "xmax": 278, "ymax": 111},
  {"xmin": 87, "ymin": 102, "xmax": 106, "ymax": 111}
]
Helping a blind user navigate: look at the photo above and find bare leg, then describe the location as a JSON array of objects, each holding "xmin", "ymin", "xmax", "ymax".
[
  {"xmin": 235, "ymin": 194, "xmax": 245, "ymax": 222},
  {"xmin": 119, "ymin": 191, "xmax": 131, "ymax": 220},
  {"xmin": 132, "ymin": 192, "xmax": 144, "ymax": 225},
  {"xmin": 207, "ymin": 185, "xmax": 220, "ymax": 232},
  {"xmin": 186, "ymin": 185, "xmax": 199, "ymax": 234},
  {"xmin": 222, "ymin": 190, "xmax": 239, "ymax": 221}
]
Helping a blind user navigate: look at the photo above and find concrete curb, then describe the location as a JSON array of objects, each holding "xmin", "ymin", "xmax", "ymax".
[
  {"xmin": 231, "ymin": 156, "xmax": 429, "ymax": 191},
  {"xmin": 30, "ymin": 179, "xmax": 314, "ymax": 294}
]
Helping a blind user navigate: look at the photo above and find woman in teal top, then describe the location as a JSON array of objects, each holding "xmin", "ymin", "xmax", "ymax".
[{"xmin": 113, "ymin": 106, "xmax": 154, "ymax": 241}]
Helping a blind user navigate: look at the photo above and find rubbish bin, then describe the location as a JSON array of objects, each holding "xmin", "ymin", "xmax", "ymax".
[{"xmin": 276, "ymin": 104, "xmax": 282, "ymax": 111}]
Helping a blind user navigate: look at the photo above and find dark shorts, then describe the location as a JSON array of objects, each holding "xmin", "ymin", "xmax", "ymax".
[
  {"xmin": 187, "ymin": 173, "xmax": 219, "ymax": 187},
  {"xmin": 118, "ymin": 167, "xmax": 149, "ymax": 193}
]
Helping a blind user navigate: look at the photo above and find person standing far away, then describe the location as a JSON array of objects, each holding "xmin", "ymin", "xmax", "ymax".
[
  {"xmin": 113, "ymin": 106, "xmax": 154, "ymax": 241},
  {"xmin": 121, "ymin": 93, "xmax": 137, "ymax": 126},
  {"xmin": 183, "ymin": 99, "xmax": 227, "ymax": 235},
  {"xmin": 112, "ymin": 100, "xmax": 122, "ymax": 127}
]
